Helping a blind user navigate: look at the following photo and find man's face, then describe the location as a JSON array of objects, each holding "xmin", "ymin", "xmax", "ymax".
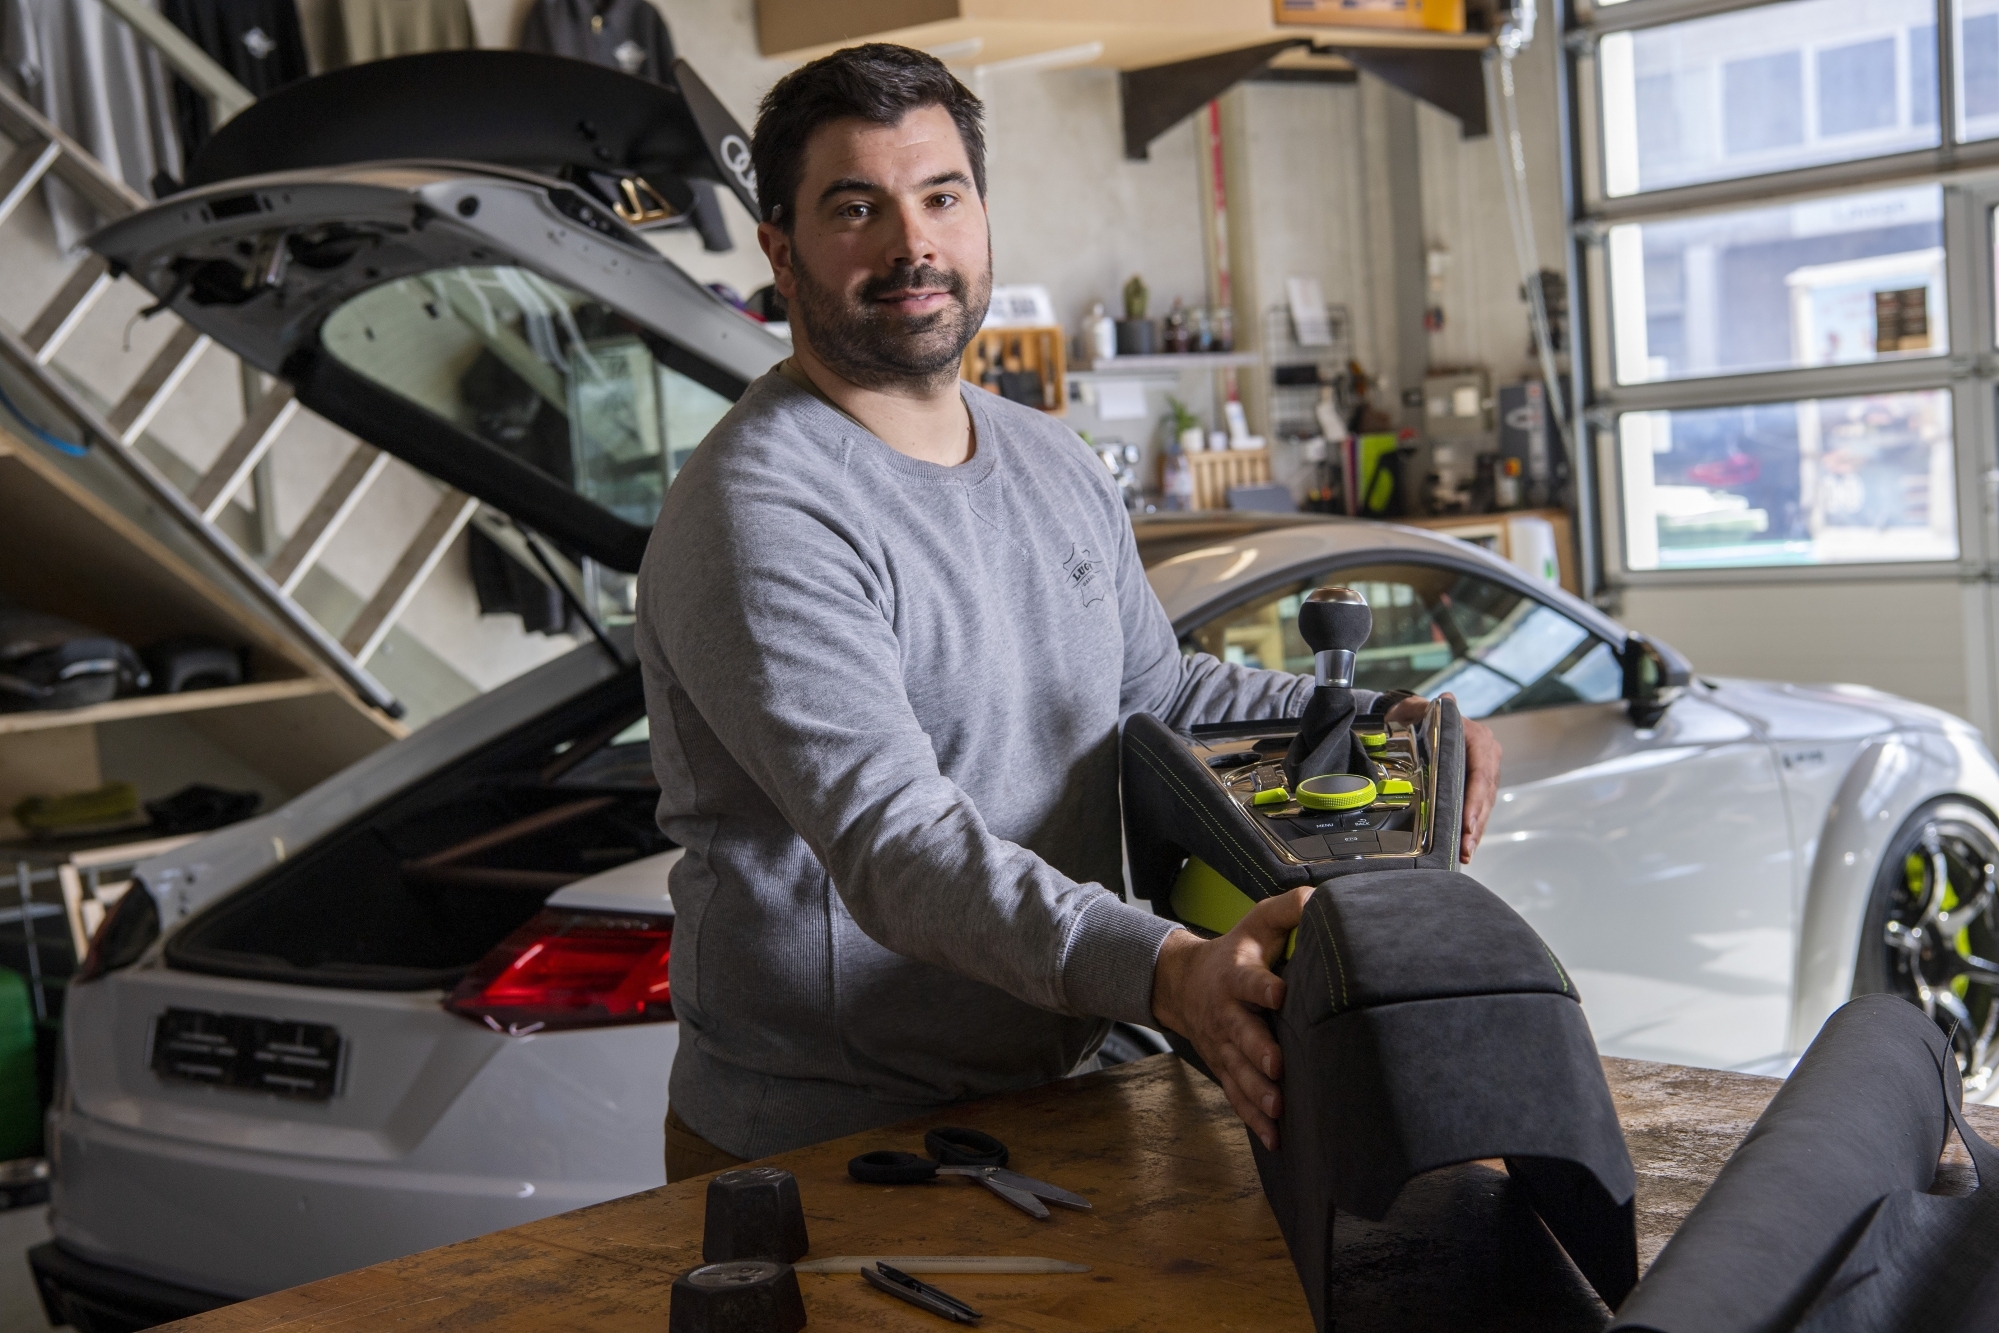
[{"xmin": 758, "ymin": 104, "xmax": 992, "ymax": 393}]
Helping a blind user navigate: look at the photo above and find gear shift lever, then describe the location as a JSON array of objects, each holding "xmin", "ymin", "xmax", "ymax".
[{"xmin": 1284, "ymin": 587, "xmax": 1373, "ymax": 793}]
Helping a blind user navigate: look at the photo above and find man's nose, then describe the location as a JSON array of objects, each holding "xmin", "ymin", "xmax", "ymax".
[{"xmin": 882, "ymin": 198, "xmax": 941, "ymax": 271}]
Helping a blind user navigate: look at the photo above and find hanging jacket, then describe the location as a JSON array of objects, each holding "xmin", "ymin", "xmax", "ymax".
[
  {"xmin": 518, "ymin": 0, "xmax": 671, "ymax": 80},
  {"xmin": 161, "ymin": 0, "xmax": 309, "ymax": 157},
  {"xmin": 1, "ymin": 0, "xmax": 182, "ymax": 250}
]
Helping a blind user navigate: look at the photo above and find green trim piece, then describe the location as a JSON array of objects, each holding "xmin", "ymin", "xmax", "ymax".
[
  {"xmin": 1297, "ymin": 774, "xmax": 1377, "ymax": 811},
  {"xmin": 1357, "ymin": 730, "xmax": 1387, "ymax": 750},
  {"xmin": 1252, "ymin": 786, "xmax": 1290, "ymax": 807},
  {"xmin": 1169, "ymin": 857, "xmax": 1296, "ymax": 959},
  {"xmin": 1380, "ymin": 777, "xmax": 1413, "ymax": 795}
]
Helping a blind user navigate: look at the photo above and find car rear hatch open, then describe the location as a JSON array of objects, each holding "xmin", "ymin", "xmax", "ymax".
[
  {"xmin": 86, "ymin": 51, "xmax": 788, "ymax": 582},
  {"xmin": 163, "ymin": 668, "xmax": 664, "ymax": 991}
]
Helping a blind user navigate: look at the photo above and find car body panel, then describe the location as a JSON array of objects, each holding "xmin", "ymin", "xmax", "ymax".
[
  {"xmin": 54, "ymin": 1013, "xmax": 672, "ymax": 1299},
  {"xmin": 1476, "ymin": 696, "xmax": 1796, "ymax": 1069}
]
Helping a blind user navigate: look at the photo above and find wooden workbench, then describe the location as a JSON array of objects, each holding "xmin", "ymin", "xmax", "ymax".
[{"xmin": 166, "ymin": 1054, "xmax": 1999, "ymax": 1332}]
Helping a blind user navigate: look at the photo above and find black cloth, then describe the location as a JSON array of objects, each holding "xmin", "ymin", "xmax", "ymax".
[
  {"xmin": 1252, "ymin": 871, "xmax": 1638, "ymax": 1330},
  {"xmin": 1283, "ymin": 681, "xmax": 1368, "ymax": 793},
  {"xmin": 517, "ymin": 0, "xmax": 729, "ymax": 252},
  {"xmin": 468, "ymin": 528, "xmax": 571, "ymax": 637},
  {"xmin": 162, "ymin": 0, "xmax": 308, "ymax": 160},
  {"xmin": 518, "ymin": 0, "xmax": 672, "ymax": 80},
  {"xmin": 1612, "ymin": 994, "xmax": 1993, "ymax": 1333}
]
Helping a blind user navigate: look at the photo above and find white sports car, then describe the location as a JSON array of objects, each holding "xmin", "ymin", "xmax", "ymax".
[{"xmin": 31, "ymin": 59, "xmax": 1999, "ymax": 1333}]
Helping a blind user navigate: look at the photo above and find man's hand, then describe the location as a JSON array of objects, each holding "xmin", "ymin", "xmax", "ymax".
[
  {"xmin": 1150, "ymin": 886, "xmax": 1313, "ymax": 1149},
  {"xmin": 1385, "ymin": 693, "xmax": 1501, "ymax": 862}
]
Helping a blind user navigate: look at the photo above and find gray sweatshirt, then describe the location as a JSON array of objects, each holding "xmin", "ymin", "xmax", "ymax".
[{"xmin": 636, "ymin": 370, "xmax": 1331, "ymax": 1159}]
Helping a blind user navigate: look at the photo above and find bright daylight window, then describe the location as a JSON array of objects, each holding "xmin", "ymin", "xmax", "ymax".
[
  {"xmin": 1597, "ymin": 0, "xmax": 1939, "ymax": 198},
  {"xmin": 1618, "ymin": 390, "xmax": 1956, "ymax": 570},
  {"xmin": 1607, "ymin": 186, "xmax": 1945, "ymax": 384},
  {"xmin": 1580, "ymin": 0, "xmax": 1975, "ymax": 577}
]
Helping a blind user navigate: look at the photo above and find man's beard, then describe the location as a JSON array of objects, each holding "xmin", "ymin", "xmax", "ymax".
[{"xmin": 790, "ymin": 249, "xmax": 992, "ymax": 393}]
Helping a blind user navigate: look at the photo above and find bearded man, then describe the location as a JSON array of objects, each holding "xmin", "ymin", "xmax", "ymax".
[{"xmin": 635, "ymin": 42, "xmax": 1499, "ymax": 1180}]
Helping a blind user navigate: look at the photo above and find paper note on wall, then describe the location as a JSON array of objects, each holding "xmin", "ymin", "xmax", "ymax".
[{"xmin": 1095, "ymin": 379, "xmax": 1149, "ymax": 421}]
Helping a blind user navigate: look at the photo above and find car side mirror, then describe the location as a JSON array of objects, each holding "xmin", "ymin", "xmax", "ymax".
[{"xmin": 1623, "ymin": 633, "xmax": 1691, "ymax": 728}]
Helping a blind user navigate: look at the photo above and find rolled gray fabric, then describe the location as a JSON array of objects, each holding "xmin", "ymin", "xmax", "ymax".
[{"xmin": 1612, "ymin": 994, "xmax": 1957, "ymax": 1333}]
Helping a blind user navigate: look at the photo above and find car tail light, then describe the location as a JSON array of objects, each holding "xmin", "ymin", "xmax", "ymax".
[
  {"xmin": 444, "ymin": 909, "xmax": 672, "ymax": 1032},
  {"xmin": 76, "ymin": 883, "xmax": 161, "ymax": 984}
]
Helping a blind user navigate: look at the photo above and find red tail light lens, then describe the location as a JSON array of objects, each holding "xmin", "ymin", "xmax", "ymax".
[{"xmin": 445, "ymin": 909, "xmax": 672, "ymax": 1031}]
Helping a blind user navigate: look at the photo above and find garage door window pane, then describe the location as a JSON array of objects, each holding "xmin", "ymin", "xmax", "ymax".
[
  {"xmin": 1965, "ymin": 6, "xmax": 1999, "ymax": 139},
  {"xmin": 1598, "ymin": 0, "xmax": 1940, "ymax": 197},
  {"xmin": 1619, "ymin": 390, "xmax": 1957, "ymax": 570},
  {"xmin": 1607, "ymin": 185, "xmax": 1945, "ymax": 384},
  {"xmin": 1178, "ymin": 566, "xmax": 1623, "ymax": 718}
]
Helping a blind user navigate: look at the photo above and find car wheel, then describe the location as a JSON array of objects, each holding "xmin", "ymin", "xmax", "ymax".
[
  {"xmin": 1853, "ymin": 799, "xmax": 1999, "ymax": 1095},
  {"xmin": 1097, "ymin": 1022, "xmax": 1172, "ymax": 1066}
]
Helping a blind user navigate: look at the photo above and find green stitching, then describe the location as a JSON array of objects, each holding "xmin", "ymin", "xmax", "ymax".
[
  {"xmin": 1540, "ymin": 938, "xmax": 1573, "ymax": 996},
  {"xmin": 1128, "ymin": 736, "xmax": 1281, "ymax": 896},
  {"xmin": 1128, "ymin": 737, "xmax": 1275, "ymax": 892},
  {"xmin": 1309, "ymin": 895, "xmax": 1348, "ymax": 1011}
]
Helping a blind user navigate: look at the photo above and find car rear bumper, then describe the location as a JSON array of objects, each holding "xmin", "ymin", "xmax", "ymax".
[{"xmin": 27, "ymin": 1240, "xmax": 232, "ymax": 1333}]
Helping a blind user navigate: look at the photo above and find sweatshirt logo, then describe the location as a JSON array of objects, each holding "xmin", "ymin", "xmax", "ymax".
[{"xmin": 1063, "ymin": 544, "xmax": 1106, "ymax": 608}]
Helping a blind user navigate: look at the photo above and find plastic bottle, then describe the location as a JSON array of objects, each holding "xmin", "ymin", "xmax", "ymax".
[{"xmin": 1086, "ymin": 302, "xmax": 1117, "ymax": 365}]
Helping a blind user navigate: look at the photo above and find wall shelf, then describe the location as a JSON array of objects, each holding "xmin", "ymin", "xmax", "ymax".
[
  {"xmin": 1074, "ymin": 352, "xmax": 1266, "ymax": 375},
  {"xmin": 0, "ymin": 678, "xmax": 329, "ymax": 736}
]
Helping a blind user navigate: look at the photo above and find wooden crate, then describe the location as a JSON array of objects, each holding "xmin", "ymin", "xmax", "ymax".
[
  {"xmin": 1187, "ymin": 448, "xmax": 1273, "ymax": 511},
  {"xmin": 961, "ymin": 326, "xmax": 1067, "ymax": 413}
]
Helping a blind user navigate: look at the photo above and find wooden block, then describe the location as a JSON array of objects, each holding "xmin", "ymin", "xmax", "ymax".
[
  {"xmin": 1187, "ymin": 447, "xmax": 1272, "ymax": 510},
  {"xmin": 961, "ymin": 325, "xmax": 1067, "ymax": 414}
]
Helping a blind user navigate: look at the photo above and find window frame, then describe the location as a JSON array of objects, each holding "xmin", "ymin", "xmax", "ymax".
[
  {"xmin": 1566, "ymin": 0, "xmax": 1999, "ymax": 590},
  {"xmin": 1171, "ymin": 550, "xmax": 1636, "ymax": 716}
]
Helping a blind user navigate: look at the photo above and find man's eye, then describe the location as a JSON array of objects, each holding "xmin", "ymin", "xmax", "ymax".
[
  {"xmin": 838, "ymin": 202, "xmax": 871, "ymax": 219},
  {"xmin": 930, "ymin": 193, "xmax": 958, "ymax": 209}
]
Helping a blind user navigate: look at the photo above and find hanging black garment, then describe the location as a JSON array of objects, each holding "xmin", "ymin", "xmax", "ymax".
[
  {"xmin": 162, "ymin": 0, "xmax": 309, "ymax": 159},
  {"xmin": 518, "ymin": 0, "xmax": 729, "ymax": 252},
  {"xmin": 518, "ymin": 0, "xmax": 673, "ymax": 79}
]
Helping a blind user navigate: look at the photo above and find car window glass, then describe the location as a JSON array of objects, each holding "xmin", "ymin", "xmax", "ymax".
[
  {"xmin": 321, "ymin": 266, "xmax": 734, "ymax": 528},
  {"xmin": 1178, "ymin": 562, "xmax": 1624, "ymax": 718}
]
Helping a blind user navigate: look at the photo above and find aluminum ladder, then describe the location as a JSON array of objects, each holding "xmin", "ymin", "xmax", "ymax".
[{"xmin": 0, "ymin": 81, "xmax": 486, "ymax": 720}]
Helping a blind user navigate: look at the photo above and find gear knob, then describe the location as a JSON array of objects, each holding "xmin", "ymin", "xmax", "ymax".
[{"xmin": 1297, "ymin": 587, "xmax": 1370, "ymax": 688}]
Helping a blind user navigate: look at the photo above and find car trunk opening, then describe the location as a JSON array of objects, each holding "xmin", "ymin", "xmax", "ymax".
[{"xmin": 166, "ymin": 671, "xmax": 665, "ymax": 989}]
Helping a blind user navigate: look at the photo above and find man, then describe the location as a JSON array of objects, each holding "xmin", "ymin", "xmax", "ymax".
[{"xmin": 635, "ymin": 43, "xmax": 1499, "ymax": 1180}]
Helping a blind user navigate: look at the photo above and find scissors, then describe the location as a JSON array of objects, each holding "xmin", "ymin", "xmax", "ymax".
[{"xmin": 847, "ymin": 1127, "xmax": 1092, "ymax": 1221}]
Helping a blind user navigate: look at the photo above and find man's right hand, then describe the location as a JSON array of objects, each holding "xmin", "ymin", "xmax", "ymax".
[{"xmin": 1149, "ymin": 886, "xmax": 1314, "ymax": 1150}]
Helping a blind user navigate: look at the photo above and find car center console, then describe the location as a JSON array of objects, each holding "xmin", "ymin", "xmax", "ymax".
[{"xmin": 1121, "ymin": 590, "xmax": 1466, "ymax": 932}]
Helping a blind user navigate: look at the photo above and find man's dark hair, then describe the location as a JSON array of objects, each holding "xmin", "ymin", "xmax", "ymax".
[{"xmin": 751, "ymin": 43, "xmax": 985, "ymax": 229}]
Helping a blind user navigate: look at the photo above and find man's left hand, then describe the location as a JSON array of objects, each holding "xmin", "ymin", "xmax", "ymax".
[{"xmin": 1385, "ymin": 693, "xmax": 1500, "ymax": 862}]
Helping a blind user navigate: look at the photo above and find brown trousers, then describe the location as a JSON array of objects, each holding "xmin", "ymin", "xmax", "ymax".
[{"xmin": 664, "ymin": 1106, "xmax": 748, "ymax": 1183}]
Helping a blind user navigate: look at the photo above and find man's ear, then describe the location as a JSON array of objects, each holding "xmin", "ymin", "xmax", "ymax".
[{"xmin": 756, "ymin": 220, "xmax": 798, "ymax": 302}]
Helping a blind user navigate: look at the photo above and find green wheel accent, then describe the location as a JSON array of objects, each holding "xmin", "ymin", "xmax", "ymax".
[
  {"xmin": 1357, "ymin": 730, "xmax": 1387, "ymax": 751},
  {"xmin": 1296, "ymin": 773, "xmax": 1377, "ymax": 811},
  {"xmin": 1252, "ymin": 786, "xmax": 1290, "ymax": 807},
  {"xmin": 1168, "ymin": 857, "xmax": 1296, "ymax": 959}
]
